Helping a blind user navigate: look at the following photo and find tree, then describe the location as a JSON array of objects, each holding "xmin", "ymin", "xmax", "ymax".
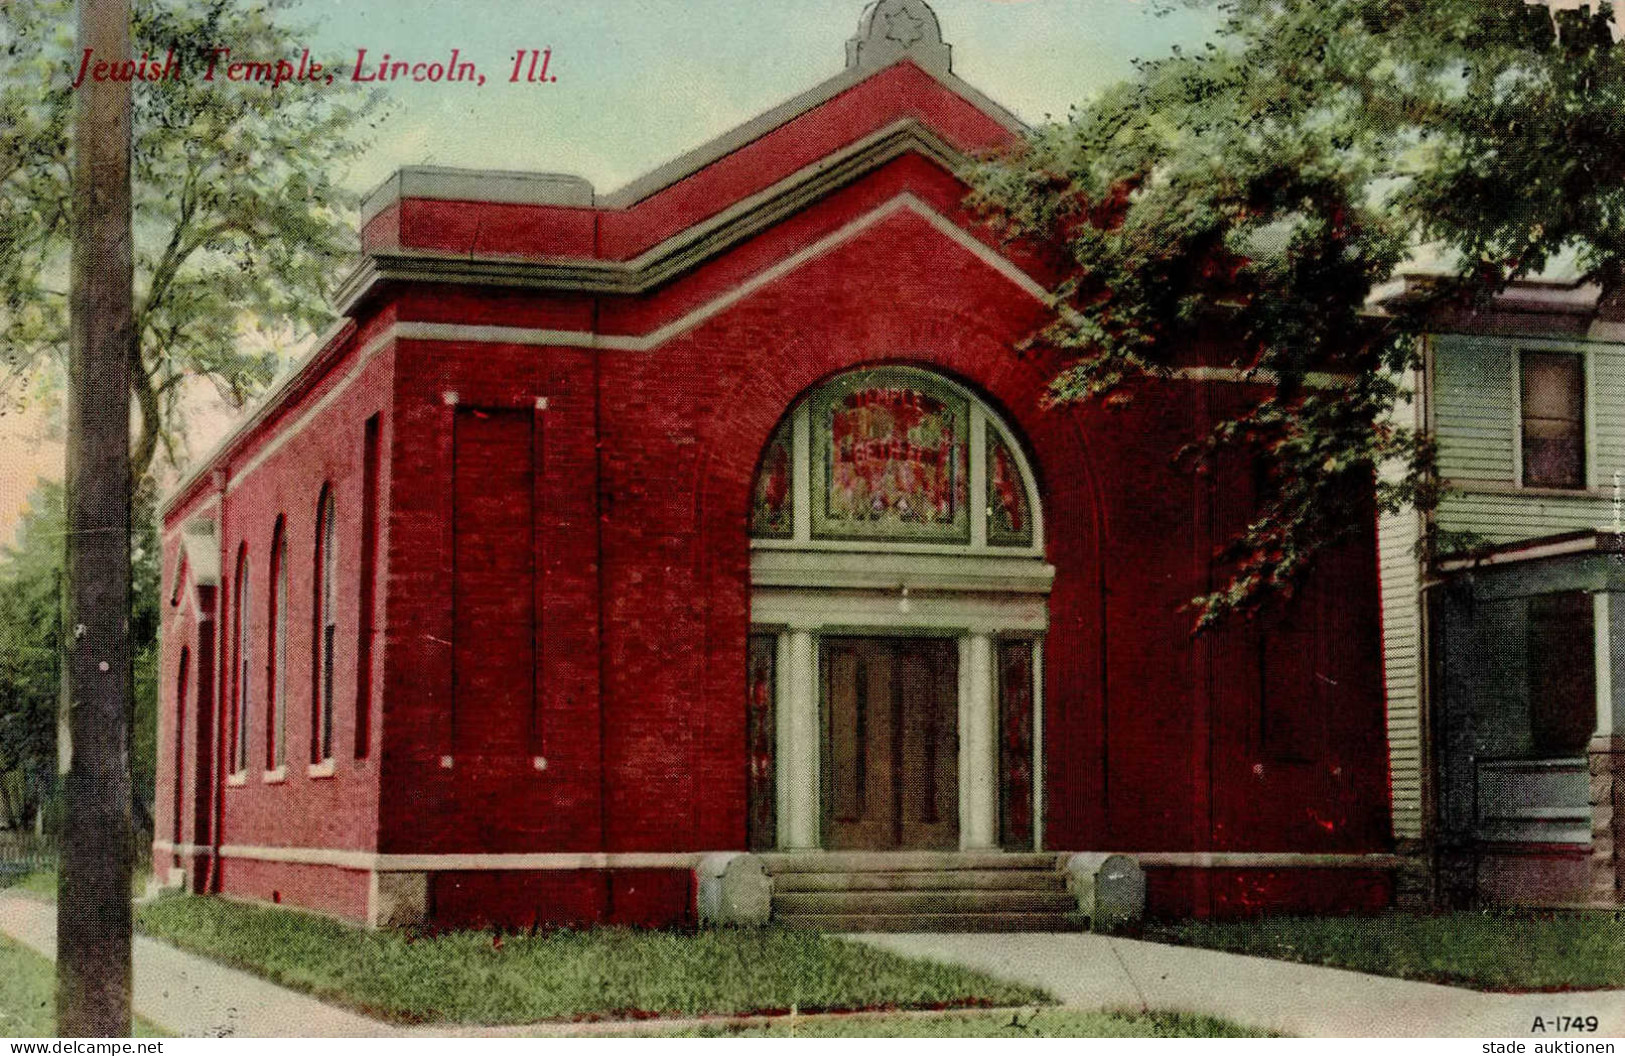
[
  {"xmin": 0, "ymin": 486, "xmax": 67, "ymax": 832},
  {"xmin": 973, "ymin": 33, "xmax": 1434, "ymax": 629},
  {"xmin": 0, "ymin": 482, "xmax": 161, "ymax": 834},
  {"xmin": 971, "ymin": 0, "xmax": 1623, "ymax": 629},
  {"xmin": 0, "ymin": 0, "xmax": 374, "ymax": 842},
  {"xmin": 1, "ymin": 0, "xmax": 376, "ymax": 485}
]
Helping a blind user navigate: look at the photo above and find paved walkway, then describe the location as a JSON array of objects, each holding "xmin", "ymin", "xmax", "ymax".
[
  {"xmin": 1, "ymin": 892, "xmax": 398, "ymax": 1038},
  {"xmin": 5, "ymin": 891, "xmax": 1619, "ymax": 1037},
  {"xmin": 855, "ymin": 932, "xmax": 1625, "ymax": 1037}
]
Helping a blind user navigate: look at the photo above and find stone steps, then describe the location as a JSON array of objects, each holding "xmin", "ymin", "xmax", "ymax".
[
  {"xmin": 774, "ymin": 911, "xmax": 1084, "ymax": 933},
  {"xmin": 774, "ymin": 869, "xmax": 1066, "ymax": 892},
  {"xmin": 760, "ymin": 851, "xmax": 1062, "ymax": 873},
  {"xmin": 761, "ymin": 852, "xmax": 1080, "ymax": 932},
  {"xmin": 776, "ymin": 889, "xmax": 1077, "ymax": 915}
]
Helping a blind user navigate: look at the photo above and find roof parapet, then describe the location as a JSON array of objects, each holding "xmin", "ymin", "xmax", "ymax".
[{"xmin": 360, "ymin": 166, "xmax": 595, "ymax": 230}]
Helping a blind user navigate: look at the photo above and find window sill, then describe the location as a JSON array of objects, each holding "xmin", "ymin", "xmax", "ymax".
[
  {"xmin": 307, "ymin": 759, "xmax": 336, "ymax": 779},
  {"xmin": 226, "ymin": 771, "xmax": 248, "ymax": 788},
  {"xmin": 263, "ymin": 767, "xmax": 288, "ymax": 785}
]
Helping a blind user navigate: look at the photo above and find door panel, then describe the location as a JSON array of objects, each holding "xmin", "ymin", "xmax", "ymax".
[
  {"xmin": 823, "ymin": 637, "xmax": 958, "ymax": 850},
  {"xmin": 897, "ymin": 640, "xmax": 959, "ymax": 849}
]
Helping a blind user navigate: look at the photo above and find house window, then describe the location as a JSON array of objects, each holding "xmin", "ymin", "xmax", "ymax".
[
  {"xmin": 749, "ymin": 366, "xmax": 1041, "ymax": 550},
  {"xmin": 231, "ymin": 546, "xmax": 251, "ymax": 775},
  {"xmin": 312, "ymin": 487, "xmax": 337, "ymax": 764},
  {"xmin": 267, "ymin": 518, "xmax": 287, "ymax": 772},
  {"xmin": 1526, "ymin": 592, "xmax": 1596, "ymax": 757},
  {"xmin": 1521, "ymin": 351, "xmax": 1585, "ymax": 489}
]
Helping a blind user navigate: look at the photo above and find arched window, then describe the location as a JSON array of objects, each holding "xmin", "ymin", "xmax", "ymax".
[
  {"xmin": 231, "ymin": 545, "xmax": 251, "ymax": 775},
  {"xmin": 267, "ymin": 518, "xmax": 287, "ymax": 772},
  {"xmin": 312, "ymin": 486, "xmax": 337, "ymax": 764},
  {"xmin": 749, "ymin": 366, "xmax": 1041, "ymax": 551}
]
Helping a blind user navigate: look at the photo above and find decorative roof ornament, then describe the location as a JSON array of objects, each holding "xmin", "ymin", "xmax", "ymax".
[{"xmin": 847, "ymin": 0, "xmax": 952, "ymax": 75}]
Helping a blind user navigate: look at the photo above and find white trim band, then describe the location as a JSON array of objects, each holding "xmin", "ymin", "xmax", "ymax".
[{"xmin": 151, "ymin": 840, "xmax": 1409, "ymax": 874}]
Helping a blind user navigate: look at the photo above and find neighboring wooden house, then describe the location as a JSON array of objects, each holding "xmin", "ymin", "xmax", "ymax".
[{"xmin": 1378, "ymin": 279, "xmax": 1625, "ymax": 906}]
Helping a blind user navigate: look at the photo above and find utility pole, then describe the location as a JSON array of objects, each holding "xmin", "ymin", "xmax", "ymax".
[{"xmin": 58, "ymin": 0, "xmax": 134, "ymax": 1037}]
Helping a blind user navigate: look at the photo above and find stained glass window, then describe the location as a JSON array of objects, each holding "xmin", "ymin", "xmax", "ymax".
[
  {"xmin": 987, "ymin": 429, "xmax": 1033, "ymax": 548},
  {"xmin": 747, "ymin": 367, "xmax": 1039, "ymax": 549},
  {"xmin": 749, "ymin": 419, "xmax": 794, "ymax": 538},
  {"xmin": 812, "ymin": 373, "xmax": 969, "ymax": 542}
]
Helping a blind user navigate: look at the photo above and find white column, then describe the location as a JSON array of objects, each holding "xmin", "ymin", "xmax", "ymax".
[
  {"xmin": 1032, "ymin": 638, "xmax": 1045, "ymax": 852},
  {"xmin": 960, "ymin": 633, "xmax": 999, "ymax": 850},
  {"xmin": 778, "ymin": 629, "xmax": 820, "ymax": 850}
]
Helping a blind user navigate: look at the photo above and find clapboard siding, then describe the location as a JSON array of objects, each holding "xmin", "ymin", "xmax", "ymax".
[
  {"xmin": 1438, "ymin": 492, "xmax": 1611, "ymax": 545},
  {"xmin": 1433, "ymin": 334, "xmax": 1516, "ymax": 483},
  {"xmin": 1378, "ymin": 366, "xmax": 1428, "ymax": 840},
  {"xmin": 1433, "ymin": 333, "xmax": 1624, "ymax": 543}
]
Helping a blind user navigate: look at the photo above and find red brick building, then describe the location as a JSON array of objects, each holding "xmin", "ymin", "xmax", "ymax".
[{"xmin": 154, "ymin": 0, "xmax": 1397, "ymax": 929}]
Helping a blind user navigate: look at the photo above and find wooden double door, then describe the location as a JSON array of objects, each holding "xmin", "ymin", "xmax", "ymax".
[{"xmin": 822, "ymin": 637, "xmax": 959, "ymax": 850}]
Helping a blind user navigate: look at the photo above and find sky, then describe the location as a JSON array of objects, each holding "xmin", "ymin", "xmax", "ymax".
[
  {"xmin": 290, "ymin": 0, "xmax": 1222, "ymax": 195},
  {"xmin": 1, "ymin": 0, "xmax": 1221, "ymax": 544}
]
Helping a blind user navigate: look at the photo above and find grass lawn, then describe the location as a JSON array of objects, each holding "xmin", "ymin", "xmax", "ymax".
[
  {"xmin": 0, "ymin": 934, "xmax": 54, "ymax": 1037},
  {"xmin": 671, "ymin": 1008, "xmax": 1272, "ymax": 1037},
  {"xmin": 0, "ymin": 934, "xmax": 165, "ymax": 1038},
  {"xmin": 1146, "ymin": 911, "xmax": 1625, "ymax": 991},
  {"xmin": 1, "ymin": 867, "xmax": 152, "ymax": 901},
  {"xmin": 137, "ymin": 894, "xmax": 1051, "ymax": 1025}
]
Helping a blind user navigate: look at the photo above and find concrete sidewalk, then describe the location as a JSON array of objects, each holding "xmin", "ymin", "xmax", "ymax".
[
  {"xmin": 855, "ymin": 932, "xmax": 1625, "ymax": 1037},
  {"xmin": 0, "ymin": 892, "xmax": 402, "ymax": 1038},
  {"xmin": 5, "ymin": 890, "xmax": 1617, "ymax": 1037}
]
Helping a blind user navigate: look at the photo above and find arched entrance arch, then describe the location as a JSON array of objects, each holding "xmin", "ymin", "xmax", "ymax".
[{"xmin": 745, "ymin": 365, "xmax": 1051, "ymax": 853}]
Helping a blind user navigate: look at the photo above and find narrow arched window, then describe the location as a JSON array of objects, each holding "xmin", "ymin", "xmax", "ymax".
[
  {"xmin": 232, "ymin": 545, "xmax": 251, "ymax": 775},
  {"xmin": 312, "ymin": 487, "xmax": 337, "ymax": 764},
  {"xmin": 267, "ymin": 518, "xmax": 287, "ymax": 772}
]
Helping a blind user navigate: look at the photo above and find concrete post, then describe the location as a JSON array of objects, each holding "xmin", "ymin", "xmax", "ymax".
[{"xmin": 696, "ymin": 853, "xmax": 772, "ymax": 926}]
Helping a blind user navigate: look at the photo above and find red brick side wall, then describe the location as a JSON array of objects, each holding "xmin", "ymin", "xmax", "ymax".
[
  {"xmin": 159, "ymin": 324, "xmax": 397, "ymax": 892},
  {"xmin": 216, "ymin": 859, "xmax": 371, "ymax": 921}
]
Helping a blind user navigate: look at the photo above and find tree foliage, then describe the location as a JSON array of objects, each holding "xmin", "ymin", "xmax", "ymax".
[
  {"xmin": 1, "ymin": 0, "xmax": 376, "ymax": 484},
  {"xmin": 973, "ymin": 0, "xmax": 1622, "ymax": 628},
  {"xmin": 0, "ymin": 0, "xmax": 374, "ymax": 829},
  {"xmin": 0, "ymin": 482, "xmax": 160, "ymax": 831}
]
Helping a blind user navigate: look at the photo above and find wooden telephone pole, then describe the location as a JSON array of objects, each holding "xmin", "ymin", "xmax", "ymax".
[{"xmin": 58, "ymin": 0, "xmax": 134, "ymax": 1037}]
